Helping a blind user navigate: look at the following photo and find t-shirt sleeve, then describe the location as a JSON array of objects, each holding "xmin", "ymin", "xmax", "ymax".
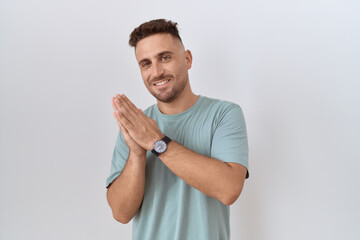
[
  {"xmin": 105, "ymin": 130, "xmax": 130, "ymax": 188},
  {"xmin": 210, "ymin": 104, "xmax": 249, "ymax": 178}
]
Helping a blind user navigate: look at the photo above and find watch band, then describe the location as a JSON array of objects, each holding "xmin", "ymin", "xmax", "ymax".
[{"xmin": 162, "ymin": 136, "xmax": 172, "ymax": 144}]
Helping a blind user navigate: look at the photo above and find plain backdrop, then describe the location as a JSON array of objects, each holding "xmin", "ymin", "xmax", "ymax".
[{"xmin": 1, "ymin": 0, "xmax": 359, "ymax": 239}]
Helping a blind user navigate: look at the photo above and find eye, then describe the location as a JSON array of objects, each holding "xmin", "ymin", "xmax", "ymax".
[
  {"xmin": 141, "ymin": 62, "xmax": 150, "ymax": 68},
  {"xmin": 161, "ymin": 55, "xmax": 171, "ymax": 62}
]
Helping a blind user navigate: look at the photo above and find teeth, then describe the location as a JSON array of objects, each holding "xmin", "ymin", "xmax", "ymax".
[{"xmin": 155, "ymin": 80, "xmax": 169, "ymax": 86}]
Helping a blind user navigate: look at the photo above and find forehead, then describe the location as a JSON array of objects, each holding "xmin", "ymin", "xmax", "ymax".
[{"xmin": 135, "ymin": 33, "xmax": 182, "ymax": 61}]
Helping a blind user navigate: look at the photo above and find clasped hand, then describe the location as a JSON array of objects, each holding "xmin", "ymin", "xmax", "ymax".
[{"xmin": 112, "ymin": 94, "xmax": 164, "ymax": 153}]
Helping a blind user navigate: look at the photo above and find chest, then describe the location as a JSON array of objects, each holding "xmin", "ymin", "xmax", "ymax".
[{"xmin": 156, "ymin": 114, "xmax": 217, "ymax": 157}]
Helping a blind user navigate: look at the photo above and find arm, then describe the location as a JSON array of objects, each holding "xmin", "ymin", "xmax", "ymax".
[
  {"xmin": 159, "ymin": 141, "xmax": 247, "ymax": 205},
  {"xmin": 116, "ymin": 94, "xmax": 248, "ymax": 206},
  {"xmin": 106, "ymin": 95, "xmax": 147, "ymax": 223},
  {"xmin": 106, "ymin": 151, "xmax": 146, "ymax": 223}
]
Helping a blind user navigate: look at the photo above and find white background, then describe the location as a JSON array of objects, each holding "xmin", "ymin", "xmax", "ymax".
[{"xmin": 1, "ymin": 0, "xmax": 359, "ymax": 239}]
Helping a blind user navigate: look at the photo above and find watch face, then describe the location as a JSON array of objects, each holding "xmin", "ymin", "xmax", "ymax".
[{"xmin": 154, "ymin": 140, "xmax": 167, "ymax": 153}]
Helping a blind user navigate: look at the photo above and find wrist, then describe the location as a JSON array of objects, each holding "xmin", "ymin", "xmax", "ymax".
[{"xmin": 129, "ymin": 149, "xmax": 146, "ymax": 158}]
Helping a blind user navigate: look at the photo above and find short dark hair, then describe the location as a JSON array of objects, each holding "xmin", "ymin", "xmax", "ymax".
[{"xmin": 129, "ymin": 19, "xmax": 182, "ymax": 47}]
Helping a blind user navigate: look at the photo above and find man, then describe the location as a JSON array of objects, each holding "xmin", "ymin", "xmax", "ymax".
[{"xmin": 106, "ymin": 19, "xmax": 249, "ymax": 240}]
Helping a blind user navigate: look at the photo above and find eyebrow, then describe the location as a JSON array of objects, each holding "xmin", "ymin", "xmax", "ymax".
[{"xmin": 138, "ymin": 51, "xmax": 174, "ymax": 65}]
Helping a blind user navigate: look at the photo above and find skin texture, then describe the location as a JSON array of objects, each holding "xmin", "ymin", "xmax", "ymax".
[{"xmin": 106, "ymin": 33, "xmax": 247, "ymax": 224}]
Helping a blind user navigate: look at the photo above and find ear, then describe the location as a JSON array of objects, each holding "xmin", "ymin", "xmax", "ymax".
[{"xmin": 185, "ymin": 50, "xmax": 193, "ymax": 70}]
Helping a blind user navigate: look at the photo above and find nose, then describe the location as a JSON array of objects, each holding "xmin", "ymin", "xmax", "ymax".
[{"xmin": 152, "ymin": 61, "xmax": 164, "ymax": 78}]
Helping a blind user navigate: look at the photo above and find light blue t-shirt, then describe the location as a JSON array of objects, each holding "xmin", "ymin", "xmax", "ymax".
[{"xmin": 106, "ymin": 95, "xmax": 249, "ymax": 240}]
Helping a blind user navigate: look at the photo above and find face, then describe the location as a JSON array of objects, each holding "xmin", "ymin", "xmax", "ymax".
[{"xmin": 135, "ymin": 33, "xmax": 192, "ymax": 103}]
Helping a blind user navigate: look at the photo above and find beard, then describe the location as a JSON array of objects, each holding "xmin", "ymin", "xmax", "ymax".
[{"xmin": 148, "ymin": 73, "xmax": 188, "ymax": 103}]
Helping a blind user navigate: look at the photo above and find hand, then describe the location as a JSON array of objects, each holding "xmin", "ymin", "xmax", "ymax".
[
  {"xmin": 112, "ymin": 94, "xmax": 146, "ymax": 156},
  {"xmin": 113, "ymin": 94, "xmax": 164, "ymax": 151}
]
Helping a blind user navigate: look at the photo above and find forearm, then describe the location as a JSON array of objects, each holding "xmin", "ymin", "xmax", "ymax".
[
  {"xmin": 159, "ymin": 141, "xmax": 246, "ymax": 205},
  {"xmin": 106, "ymin": 152, "xmax": 146, "ymax": 223}
]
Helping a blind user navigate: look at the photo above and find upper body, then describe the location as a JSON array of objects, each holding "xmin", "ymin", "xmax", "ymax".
[
  {"xmin": 106, "ymin": 19, "xmax": 249, "ymax": 240},
  {"xmin": 106, "ymin": 95, "xmax": 249, "ymax": 240}
]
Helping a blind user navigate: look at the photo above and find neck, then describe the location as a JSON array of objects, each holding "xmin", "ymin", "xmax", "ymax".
[{"xmin": 157, "ymin": 85, "xmax": 198, "ymax": 115}]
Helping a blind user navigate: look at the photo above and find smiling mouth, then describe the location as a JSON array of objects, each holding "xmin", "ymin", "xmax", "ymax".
[{"xmin": 154, "ymin": 79, "xmax": 170, "ymax": 86}]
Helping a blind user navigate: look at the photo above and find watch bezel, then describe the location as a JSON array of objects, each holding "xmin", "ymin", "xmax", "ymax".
[
  {"xmin": 151, "ymin": 136, "xmax": 172, "ymax": 156},
  {"xmin": 154, "ymin": 140, "xmax": 167, "ymax": 154}
]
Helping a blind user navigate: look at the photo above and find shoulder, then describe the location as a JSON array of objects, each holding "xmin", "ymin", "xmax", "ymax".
[{"xmin": 199, "ymin": 96, "xmax": 244, "ymax": 117}]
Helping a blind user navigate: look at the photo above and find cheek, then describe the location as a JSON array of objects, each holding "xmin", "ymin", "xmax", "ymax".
[
  {"xmin": 169, "ymin": 63, "xmax": 183, "ymax": 76},
  {"xmin": 140, "ymin": 70, "xmax": 149, "ymax": 83},
  {"xmin": 174, "ymin": 63, "xmax": 187, "ymax": 78}
]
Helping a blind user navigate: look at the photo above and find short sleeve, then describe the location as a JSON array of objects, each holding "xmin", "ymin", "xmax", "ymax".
[
  {"xmin": 211, "ymin": 104, "xmax": 249, "ymax": 178},
  {"xmin": 105, "ymin": 130, "xmax": 130, "ymax": 188}
]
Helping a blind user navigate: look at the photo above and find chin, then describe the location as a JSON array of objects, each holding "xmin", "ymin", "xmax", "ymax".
[
  {"xmin": 152, "ymin": 92, "xmax": 179, "ymax": 103},
  {"xmin": 149, "ymin": 80, "xmax": 187, "ymax": 103},
  {"xmin": 155, "ymin": 95, "xmax": 177, "ymax": 103}
]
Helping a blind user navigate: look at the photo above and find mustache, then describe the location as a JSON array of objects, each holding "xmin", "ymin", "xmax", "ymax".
[{"xmin": 150, "ymin": 74, "xmax": 173, "ymax": 83}]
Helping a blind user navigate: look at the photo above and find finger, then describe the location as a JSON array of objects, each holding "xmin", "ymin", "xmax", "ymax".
[
  {"xmin": 114, "ymin": 110, "xmax": 133, "ymax": 131},
  {"xmin": 118, "ymin": 95, "xmax": 139, "ymax": 122},
  {"xmin": 113, "ymin": 111, "xmax": 122, "ymax": 127},
  {"xmin": 112, "ymin": 97, "xmax": 119, "ymax": 111},
  {"xmin": 113, "ymin": 112, "xmax": 130, "ymax": 138},
  {"xmin": 122, "ymin": 95, "xmax": 141, "ymax": 114},
  {"xmin": 112, "ymin": 94, "xmax": 124, "ymax": 111},
  {"xmin": 121, "ymin": 95, "xmax": 150, "ymax": 125},
  {"xmin": 114, "ymin": 95, "xmax": 135, "ymax": 122},
  {"xmin": 115, "ymin": 94, "xmax": 122, "ymax": 110}
]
